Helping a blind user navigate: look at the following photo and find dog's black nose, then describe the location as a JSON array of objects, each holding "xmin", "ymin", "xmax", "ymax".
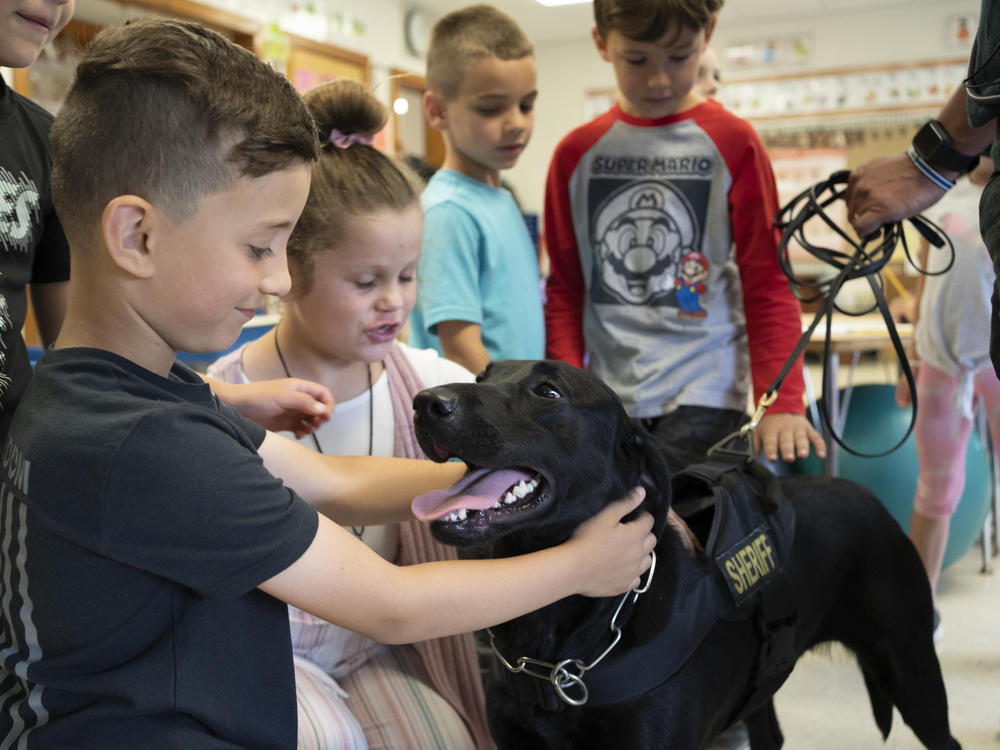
[{"xmin": 414, "ymin": 389, "xmax": 460, "ymax": 420}]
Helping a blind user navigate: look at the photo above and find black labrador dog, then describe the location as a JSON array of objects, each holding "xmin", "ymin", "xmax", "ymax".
[{"xmin": 411, "ymin": 359, "xmax": 960, "ymax": 750}]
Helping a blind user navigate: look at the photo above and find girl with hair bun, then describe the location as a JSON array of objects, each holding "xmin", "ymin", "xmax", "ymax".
[{"xmin": 209, "ymin": 79, "xmax": 493, "ymax": 750}]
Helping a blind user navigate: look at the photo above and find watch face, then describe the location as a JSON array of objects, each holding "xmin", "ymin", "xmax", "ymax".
[
  {"xmin": 912, "ymin": 120, "xmax": 978, "ymax": 172},
  {"xmin": 913, "ymin": 121, "xmax": 946, "ymax": 160}
]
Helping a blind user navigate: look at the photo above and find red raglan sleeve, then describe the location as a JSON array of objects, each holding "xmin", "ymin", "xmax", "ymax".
[
  {"xmin": 543, "ymin": 133, "xmax": 588, "ymax": 368},
  {"xmin": 720, "ymin": 119, "xmax": 806, "ymax": 414}
]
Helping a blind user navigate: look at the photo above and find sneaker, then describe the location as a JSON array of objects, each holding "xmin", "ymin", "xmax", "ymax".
[
  {"xmin": 707, "ymin": 722, "xmax": 750, "ymax": 750},
  {"xmin": 933, "ymin": 608, "xmax": 943, "ymax": 645}
]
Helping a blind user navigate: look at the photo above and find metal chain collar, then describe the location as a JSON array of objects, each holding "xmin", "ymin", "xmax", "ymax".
[{"xmin": 488, "ymin": 550, "xmax": 657, "ymax": 707}]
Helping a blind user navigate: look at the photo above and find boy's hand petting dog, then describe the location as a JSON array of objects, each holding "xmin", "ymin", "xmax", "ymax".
[
  {"xmin": 755, "ymin": 412, "xmax": 826, "ymax": 463},
  {"xmin": 568, "ymin": 487, "xmax": 655, "ymax": 597}
]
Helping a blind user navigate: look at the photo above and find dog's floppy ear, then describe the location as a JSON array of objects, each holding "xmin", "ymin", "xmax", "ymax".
[{"xmin": 617, "ymin": 418, "xmax": 672, "ymax": 540}]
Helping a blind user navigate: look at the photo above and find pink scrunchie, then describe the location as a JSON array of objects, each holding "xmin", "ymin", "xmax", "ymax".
[{"xmin": 329, "ymin": 128, "xmax": 375, "ymax": 149}]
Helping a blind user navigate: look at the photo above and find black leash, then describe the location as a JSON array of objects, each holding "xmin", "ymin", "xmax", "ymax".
[{"xmin": 720, "ymin": 170, "xmax": 954, "ymax": 460}]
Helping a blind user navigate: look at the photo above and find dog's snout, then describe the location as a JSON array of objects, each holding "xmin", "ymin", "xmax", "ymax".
[{"xmin": 414, "ymin": 388, "xmax": 461, "ymax": 420}]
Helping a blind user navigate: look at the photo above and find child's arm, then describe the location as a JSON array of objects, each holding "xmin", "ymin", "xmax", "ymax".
[
  {"xmin": 436, "ymin": 320, "xmax": 490, "ymax": 375},
  {"xmin": 204, "ymin": 375, "xmax": 334, "ymax": 438},
  {"xmin": 258, "ymin": 488, "xmax": 654, "ymax": 644},
  {"xmin": 543, "ymin": 143, "xmax": 587, "ymax": 367},
  {"xmin": 259, "ymin": 431, "xmax": 470, "ymax": 525},
  {"xmin": 417, "ymin": 203, "xmax": 489, "ymax": 369}
]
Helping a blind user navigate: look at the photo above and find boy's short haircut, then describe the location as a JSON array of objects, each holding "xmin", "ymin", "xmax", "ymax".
[
  {"xmin": 50, "ymin": 17, "xmax": 319, "ymax": 248},
  {"xmin": 594, "ymin": 0, "xmax": 724, "ymax": 42},
  {"xmin": 425, "ymin": 3, "xmax": 534, "ymax": 100}
]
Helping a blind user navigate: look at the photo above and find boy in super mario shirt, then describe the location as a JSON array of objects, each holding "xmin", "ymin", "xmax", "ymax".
[{"xmin": 544, "ymin": 0, "xmax": 825, "ymax": 469}]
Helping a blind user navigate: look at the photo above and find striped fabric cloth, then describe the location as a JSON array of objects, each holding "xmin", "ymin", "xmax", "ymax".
[{"xmin": 295, "ymin": 645, "xmax": 477, "ymax": 750}]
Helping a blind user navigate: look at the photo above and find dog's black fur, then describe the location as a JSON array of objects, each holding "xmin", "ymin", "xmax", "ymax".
[{"xmin": 412, "ymin": 360, "xmax": 960, "ymax": 750}]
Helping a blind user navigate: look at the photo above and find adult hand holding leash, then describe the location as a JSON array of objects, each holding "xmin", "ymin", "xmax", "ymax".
[
  {"xmin": 844, "ymin": 86, "xmax": 994, "ymax": 238},
  {"xmin": 846, "ymin": 152, "xmax": 949, "ymax": 238},
  {"xmin": 569, "ymin": 487, "xmax": 654, "ymax": 596}
]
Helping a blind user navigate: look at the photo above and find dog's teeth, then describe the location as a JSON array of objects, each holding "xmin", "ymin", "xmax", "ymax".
[
  {"xmin": 513, "ymin": 481, "xmax": 527, "ymax": 499},
  {"xmin": 502, "ymin": 492, "xmax": 516, "ymax": 504},
  {"xmin": 492, "ymin": 500, "xmax": 502, "ymax": 509},
  {"xmin": 458, "ymin": 508, "xmax": 468, "ymax": 520}
]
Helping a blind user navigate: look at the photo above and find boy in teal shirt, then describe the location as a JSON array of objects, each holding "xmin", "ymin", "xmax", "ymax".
[{"xmin": 410, "ymin": 3, "xmax": 543, "ymax": 374}]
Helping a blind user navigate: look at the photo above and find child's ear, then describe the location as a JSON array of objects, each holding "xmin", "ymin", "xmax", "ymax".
[
  {"xmin": 704, "ymin": 15, "xmax": 717, "ymax": 44},
  {"xmin": 592, "ymin": 27, "xmax": 611, "ymax": 62},
  {"xmin": 102, "ymin": 195, "xmax": 156, "ymax": 279},
  {"xmin": 424, "ymin": 89, "xmax": 449, "ymax": 132}
]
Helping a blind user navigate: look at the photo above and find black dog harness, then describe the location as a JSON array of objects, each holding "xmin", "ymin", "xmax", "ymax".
[{"xmin": 493, "ymin": 458, "xmax": 797, "ymax": 716}]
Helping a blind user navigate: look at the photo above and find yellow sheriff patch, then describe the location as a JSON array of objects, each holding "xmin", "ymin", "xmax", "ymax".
[{"xmin": 716, "ymin": 527, "xmax": 779, "ymax": 603}]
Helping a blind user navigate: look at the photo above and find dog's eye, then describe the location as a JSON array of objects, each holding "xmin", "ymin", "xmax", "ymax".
[{"xmin": 533, "ymin": 382, "xmax": 562, "ymax": 399}]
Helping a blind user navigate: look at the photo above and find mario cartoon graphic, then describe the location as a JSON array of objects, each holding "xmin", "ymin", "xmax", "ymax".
[
  {"xmin": 589, "ymin": 180, "xmax": 701, "ymax": 307},
  {"xmin": 675, "ymin": 250, "xmax": 709, "ymax": 319}
]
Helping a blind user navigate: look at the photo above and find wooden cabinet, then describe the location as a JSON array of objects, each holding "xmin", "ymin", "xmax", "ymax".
[{"xmin": 389, "ymin": 69, "xmax": 445, "ymax": 167}]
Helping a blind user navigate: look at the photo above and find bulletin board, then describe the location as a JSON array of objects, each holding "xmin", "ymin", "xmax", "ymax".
[
  {"xmin": 584, "ymin": 58, "xmax": 968, "ymax": 130},
  {"xmin": 718, "ymin": 58, "xmax": 967, "ymax": 123},
  {"xmin": 284, "ymin": 33, "xmax": 369, "ymax": 93}
]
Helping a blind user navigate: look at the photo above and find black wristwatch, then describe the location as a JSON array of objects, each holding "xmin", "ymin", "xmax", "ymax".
[{"xmin": 911, "ymin": 120, "xmax": 981, "ymax": 174}]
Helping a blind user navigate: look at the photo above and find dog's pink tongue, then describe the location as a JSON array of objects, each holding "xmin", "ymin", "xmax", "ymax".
[{"xmin": 412, "ymin": 468, "xmax": 533, "ymax": 521}]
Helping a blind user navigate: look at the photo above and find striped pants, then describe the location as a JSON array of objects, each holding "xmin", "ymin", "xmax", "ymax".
[{"xmin": 295, "ymin": 643, "xmax": 477, "ymax": 750}]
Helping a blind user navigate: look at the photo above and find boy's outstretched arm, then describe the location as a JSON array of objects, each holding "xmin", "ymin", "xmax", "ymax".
[
  {"xmin": 259, "ymin": 431, "xmax": 471, "ymax": 526},
  {"xmin": 205, "ymin": 376, "xmax": 334, "ymax": 438},
  {"xmin": 258, "ymin": 488, "xmax": 654, "ymax": 644},
  {"xmin": 754, "ymin": 412, "xmax": 825, "ymax": 463}
]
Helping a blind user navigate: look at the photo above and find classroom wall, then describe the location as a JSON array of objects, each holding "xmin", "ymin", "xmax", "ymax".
[{"xmin": 63, "ymin": 0, "xmax": 982, "ymax": 221}]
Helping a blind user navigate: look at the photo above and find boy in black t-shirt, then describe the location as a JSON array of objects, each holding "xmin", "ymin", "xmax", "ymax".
[
  {"xmin": 0, "ymin": 0, "xmax": 74, "ymax": 440},
  {"xmin": 0, "ymin": 18, "xmax": 655, "ymax": 747}
]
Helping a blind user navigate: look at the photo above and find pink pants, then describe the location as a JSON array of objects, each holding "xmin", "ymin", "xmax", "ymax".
[{"xmin": 913, "ymin": 362, "xmax": 1000, "ymax": 520}]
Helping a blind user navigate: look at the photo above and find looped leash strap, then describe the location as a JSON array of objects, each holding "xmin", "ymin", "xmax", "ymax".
[{"xmin": 757, "ymin": 170, "xmax": 955, "ymax": 458}]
